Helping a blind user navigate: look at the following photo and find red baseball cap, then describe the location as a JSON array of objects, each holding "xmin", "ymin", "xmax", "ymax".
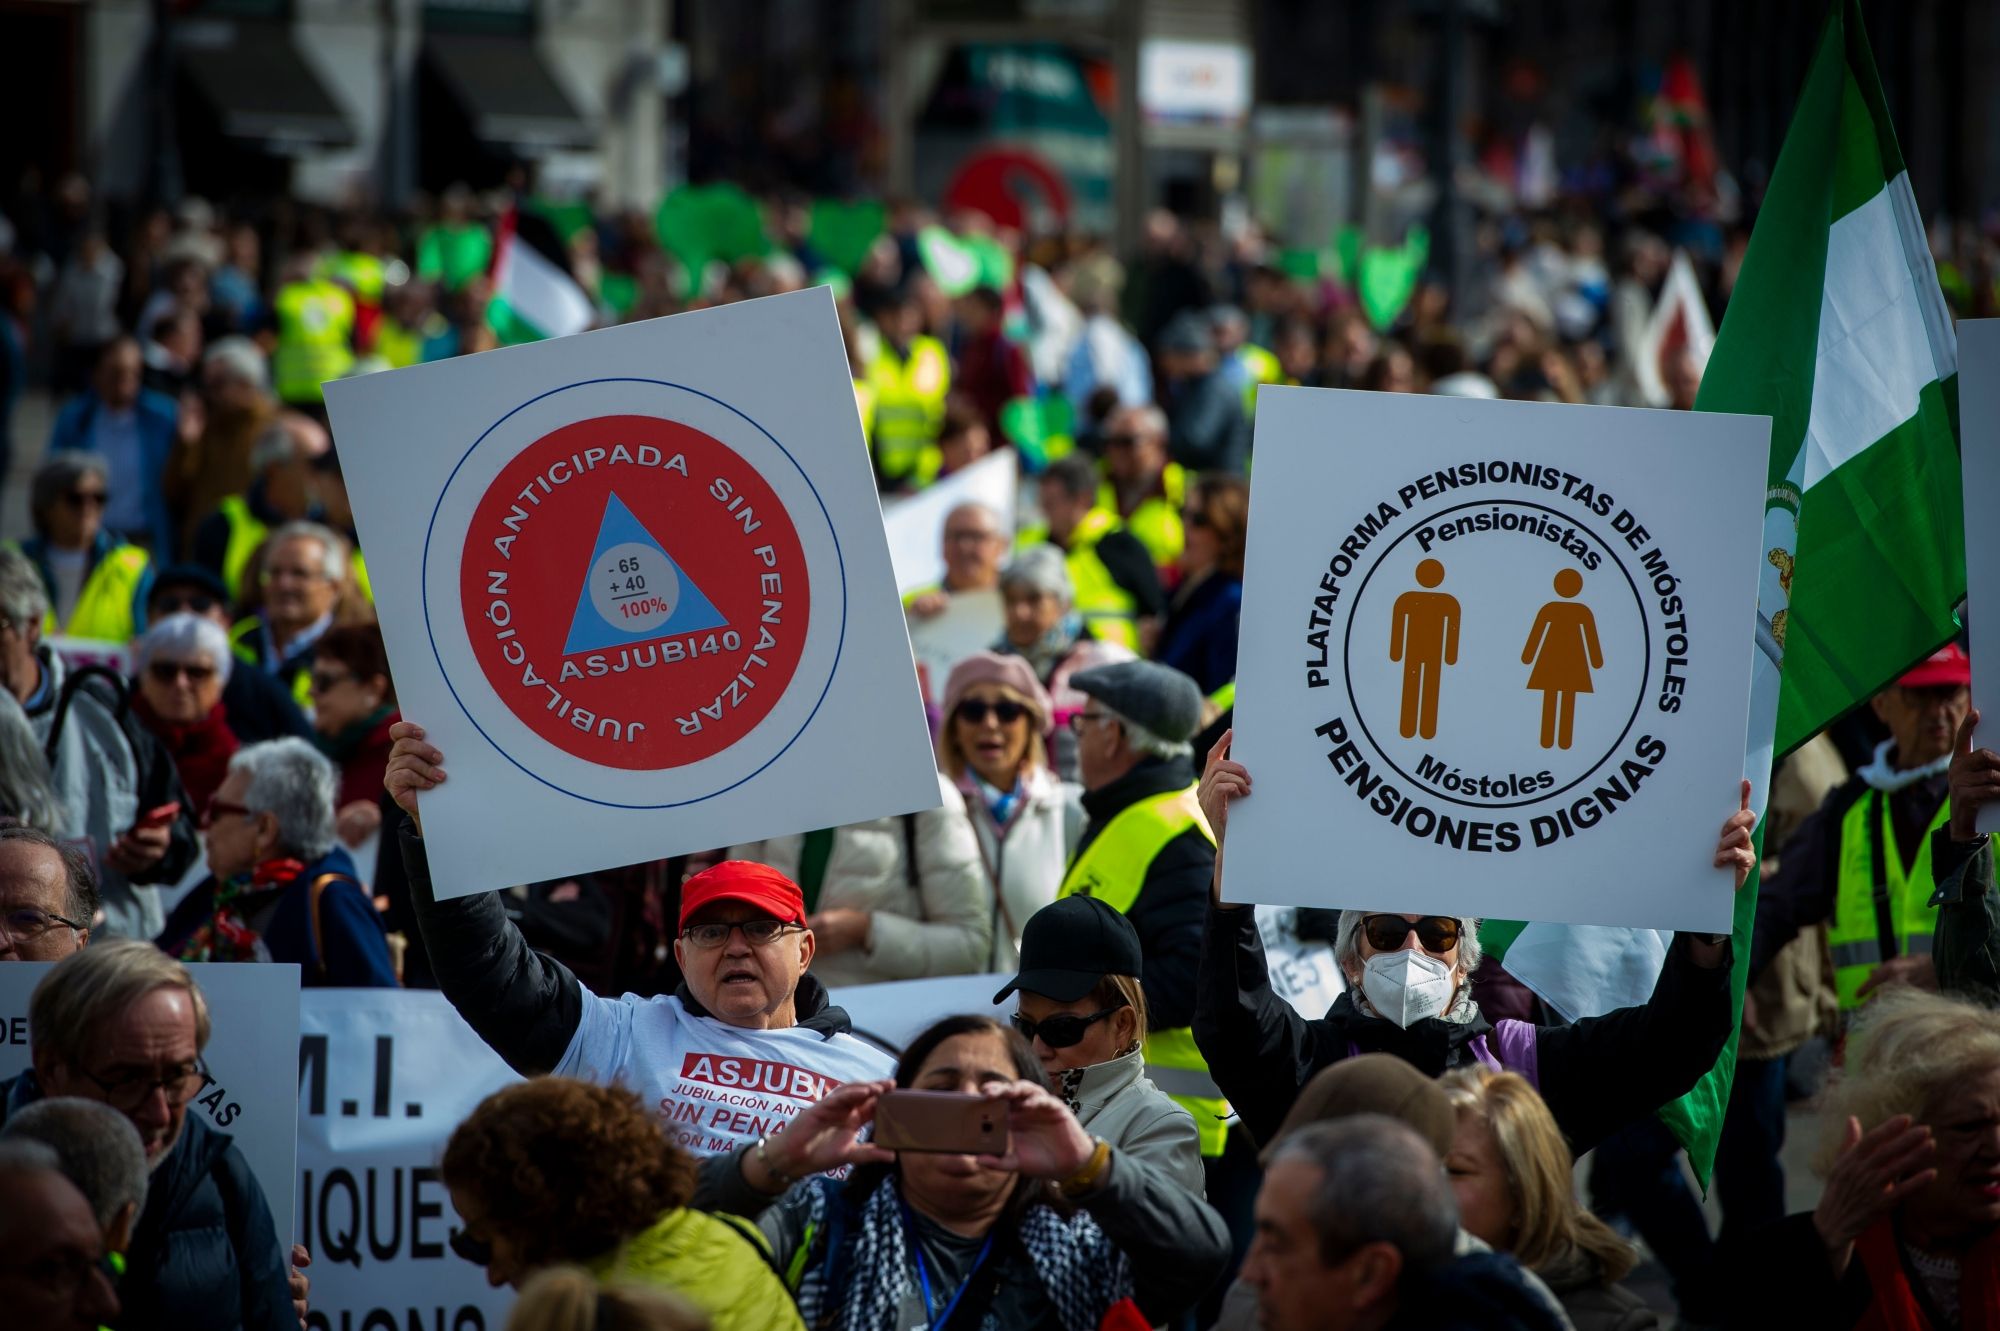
[
  {"xmin": 678, "ymin": 861, "xmax": 807, "ymax": 931},
  {"xmin": 1897, "ymin": 643, "xmax": 1971, "ymax": 689}
]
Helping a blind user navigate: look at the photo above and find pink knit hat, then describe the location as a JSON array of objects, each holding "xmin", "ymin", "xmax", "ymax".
[{"xmin": 941, "ymin": 651, "xmax": 1054, "ymax": 733}]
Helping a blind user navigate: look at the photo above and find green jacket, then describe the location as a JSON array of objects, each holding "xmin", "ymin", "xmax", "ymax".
[
  {"xmin": 1927, "ymin": 828, "xmax": 2000, "ymax": 1000},
  {"xmin": 590, "ymin": 1207, "xmax": 804, "ymax": 1331}
]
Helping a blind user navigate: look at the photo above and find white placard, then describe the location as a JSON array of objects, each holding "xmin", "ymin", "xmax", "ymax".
[
  {"xmin": 294, "ymin": 989, "xmax": 518, "ymax": 1329},
  {"xmin": 0, "ymin": 962, "xmax": 300, "ymax": 1242},
  {"xmin": 882, "ymin": 449, "xmax": 1019, "ymax": 596},
  {"xmin": 908, "ymin": 589, "xmax": 1006, "ymax": 706},
  {"xmin": 1960, "ymin": 320, "xmax": 2000, "ymax": 834},
  {"xmin": 326, "ymin": 289, "xmax": 943, "ymax": 899},
  {"xmin": 1140, "ymin": 39, "xmax": 1253, "ymax": 124},
  {"xmin": 1226, "ymin": 389, "xmax": 1769, "ymax": 932}
]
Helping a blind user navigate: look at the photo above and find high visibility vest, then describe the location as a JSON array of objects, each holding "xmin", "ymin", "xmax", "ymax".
[
  {"xmin": 273, "ymin": 279, "xmax": 356, "ymax": 405},
  {"xmin": 1827, "ymin": 790, "xmax": 1949, "ymax": 1010},
  {"xmin": 1019, "ymin": 509, "xmax": 1141, "ymax": 652},
  {"xmin": 1100, "ymin": 464, "xmax": 1186, "ymax": 570},
  {"xmin": 318, "ymin": 251, "xmax": 386, "ymax": 305},
  {"xmin": 351, "ymin": 548, "xmax": 373, "ymax": 604},
  {"xmin": 866, "ymin": 337, "xmax": 950, "ymax": 483},
  {"xmin": 1060, "ymin": 782, "xmax": 1229, "ymax": 1155},
  {"xmin": 231, "ymin": 616, "xmax": 315, "ymax": 710},
  {"xmin": 25, "ymin": 543, "xmax": 149, "ymax": 644},
  {"xmin": 1209, "ymin": 680, "xmax": 1236, "ymax": 712},
  {"xmin": 218, "ymin": 496, "xmax": 270, "ymax": 602},
  {"xmin": 1236, "ymin": 343, "xmax": 1284, "ymax": 414}
]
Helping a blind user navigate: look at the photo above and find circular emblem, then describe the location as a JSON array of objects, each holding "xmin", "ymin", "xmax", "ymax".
[
  {"xmin": 425, "ymin": 379, "xmax": 845, "ymax": 808},
  {"xmin": 1341, "ymin": 499, "xmax": 1651, "ymax": 810}
]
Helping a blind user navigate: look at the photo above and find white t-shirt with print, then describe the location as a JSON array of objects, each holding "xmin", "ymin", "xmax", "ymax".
[{"xmin": 554, "ymin": 991, "xmax": 896, "ymax": 1156}]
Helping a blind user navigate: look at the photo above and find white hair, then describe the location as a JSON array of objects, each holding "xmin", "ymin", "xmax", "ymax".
[
  {"xmin": 1333, "ymin": 910, "xmax": 1484, "ymax": 982},
  {"xmin": 0, "ymin": 546, "xmax": 49, "ymax": 633},
  {"xmin": 1098, "ymin": 703, "xmax": 1191, "ymax": 762},
  {"xmin": 229, "ymin": 737, "xmax": 338, "ymax": 860},
  {"xmin": 248, "ymin": 422, "xmax": 301, "ymax": 475},
  {"xmin": 203, "ymin": 336, "xmax": 269, "ymax": 392},
  {"xmin": 3, "ymin": 1097, "xmax": 148, "ymax": 1230},
  {"xmin": 267, "ymin": 520, "xmax": 349, "ymax": 582},
  {"xmin": 133, "ymin": 613, "xmax": 232, "ymax": 686}
]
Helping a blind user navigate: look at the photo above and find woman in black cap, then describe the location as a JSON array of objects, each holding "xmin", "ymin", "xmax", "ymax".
[{"xmin": 993, "ymin": 894, "xmax": 1206, "ymax": 1196}]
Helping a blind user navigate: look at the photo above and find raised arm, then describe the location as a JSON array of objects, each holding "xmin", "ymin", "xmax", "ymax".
[
  {"xmin": 1933, "ymin": 709, "xmax": 2000, "ymax": 996},
  {"xmin": 386, "ymin": 722, "xmax": 588, "ymax": 1075}
]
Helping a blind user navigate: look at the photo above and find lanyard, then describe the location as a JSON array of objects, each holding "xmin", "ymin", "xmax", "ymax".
[{"xmin": 902, "ymin": 1199, "xmax": 996, "ymax": 1330}]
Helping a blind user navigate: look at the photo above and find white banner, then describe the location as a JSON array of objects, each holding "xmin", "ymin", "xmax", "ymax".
[
  {"xmin": 0, "ymin": 962, "xmax": 300, "ymax": 1241},
  {"xmin": 328, "ymin": 288, "xmax": 942, "ymax": 899},
  {"xmin": 295, "ymin": 989, "xmax": 519, "ymax": 1330},
  {"xmin": 882, "ymin": 449, "xmax": 1019, "ymax": 596},
  {"xmin": 1959, "ymin": 320, "xmax": 2000, "ymax": 833},
  {"xmin": 1228, "ymin": 388, "xmax": 1768, "ymax": 932}
]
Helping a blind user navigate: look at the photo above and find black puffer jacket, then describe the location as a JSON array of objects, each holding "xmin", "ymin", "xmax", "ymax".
[{"xmin": 2, "ymin": 1072, "xmax": 293, "ymax": 1331}]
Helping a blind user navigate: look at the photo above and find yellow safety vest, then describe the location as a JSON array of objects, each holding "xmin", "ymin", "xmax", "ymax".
[
  {"xmin": 231, "ymin": 616, "xmax": 315, "ymax": 710},
  {"xmin": 1060, "ymin": 782, "xmax": 1229, "ymax": 1155},
  {"xmin": 1100, "ymin": 464, "xmax": 1186, "ymax": 570},
  {"xmin": 1019, "ymin": 509, "xmax": 1141, "ymax": 652},
  {"xmin": 1209, "ymin": 680, "xmax": 1236, "ymax": 712},
  {"xmin": 218, "ymin": 496, "xmax": 269, "ymax": 602},
  {"xmin": 273, "ymin": 279, "xmax": 356, "ymax": 405},
  {"xmin": 1236, "ymin": 343, "xmax": 1284, "ymax": 415},
  {"xmin": 866, "ymin": 337, "xmax": 950, "ymax": 483},
  {"xmin": 351, "ymin": 548, "xmax": 373, "ymax": 604},
  {"xmin": 29, "ymin": 544, "xmax": 150, "ymax": 644},
  {"xmin": 1827, "ymin": 790, "xmax": 1949, "ymax": 1010}
]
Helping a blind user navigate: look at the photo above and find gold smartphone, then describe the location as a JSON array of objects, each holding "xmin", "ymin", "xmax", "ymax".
[{"xmin": 872, "ymin": 1090, "xmax": 1010, "ymax": 1155}]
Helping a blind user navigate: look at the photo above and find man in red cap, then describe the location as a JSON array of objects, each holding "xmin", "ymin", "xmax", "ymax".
[
  {"xmin": 1752, "ymin": 643, "xmax": 1970, "ymax": 1009},
  {"xmin": 384, "ymin": 724, "xmax": 895, "ymax": 1159}
]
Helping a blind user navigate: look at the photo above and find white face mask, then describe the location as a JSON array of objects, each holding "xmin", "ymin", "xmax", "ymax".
[{"xmin": 1360, "ymin": 948, "xmax": 1457, "ymax": 1028}]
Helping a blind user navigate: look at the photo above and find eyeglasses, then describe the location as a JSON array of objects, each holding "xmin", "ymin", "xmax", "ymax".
[
  {"xmin": 199, "ymin": 797, "xmax": 255, "ymax": 830},
  {"xmin": 61, "ymin": 490, "xmax": 109, "ymax": 509},
  {"xmin": 147, "ymin": 660, "xmax": 217, "ymax": 685},
  {"xmin": 0, "ymin": 906, "xmax": 88, "ymax": 943},
  {"xmin": 448, "ymin": 1228, "xmax": 494, "ymax": 1267},
  {"xmin": 1182, "ymin": 509, "xmax": 1212, "ymax": 530},
  {"xmin": 77, "ymin": 1054, "xmax": 209, "ymax": 1112},
  {"xmin": 945, "ymin": 528, "xmax": 1001, "ymax": 545},
  {"xmin": 1067, "ymin": 710, "xmax": 1118, "ymax": 735},
  {"xmin": 308, "ymin": 668, "xmax": 353, "ymax": 694},
  {"xmin": 1011, "ymin": 1007, "xmax": 1122, "ymax": 1049},
  {"xmin": 956, "ymin": 699, "xmax": 1029, "ymax": 725},
  {"xmin": 1102, "ymin": 432, "xmax": 1143, "ymax": 447},
  {"xmin": 263, "ymin": 564, "xmax": 327, "ymax": 585},
  {"xmin": 154, "ymin": 593, "xmax": 219, "ymax": 616},
  {"xmin": 1361, "ymin": 915, "xmax": 1462, "ymax": 955},
  {"xmin": 681, "ymin": 918, "xmax": 801, "ymax": 948},
  {"xmin": 0, "ymin": 1248, "xmax": 118, "ymax": 1305}
]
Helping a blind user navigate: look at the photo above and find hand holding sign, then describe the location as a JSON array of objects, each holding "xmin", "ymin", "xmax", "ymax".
[
  {"xmin": 384, "ymin": 721, "xmax": 444, "ymax": 834},
  {"xmin": 1948, "ymin": 709, "xmax": 2000, "ymax": 842},
  {"xmin": 1198, "ymin": 729, "xmax": 1249, "ymax": 903}
]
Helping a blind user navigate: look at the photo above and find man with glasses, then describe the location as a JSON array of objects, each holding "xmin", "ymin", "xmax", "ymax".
[
  {"xmin": 0, "ymin": 827, "xmax": 98, "ymax": 962},
  {"xmin": 146, "ymin": 565, "xmax": 312, "ymax": 743},
  {"xmin": 15, "ymin": 453, "xmax": 153, "ymax": 646},
  {"xmin": 385, "ymin": 725, "xmax": 895, "ymax": 1155},
  {"xmin": 1097, "ymin": 403, "xmax": 1186, "ymax": 571},
  {"xmin": 0, "ymin": 942, "xmax": 297, "ymax": 1330},
  {"xmin": 227, "ymin": 521, "xmax": 350, "ymax": 711},
  {"xmin": 1, "ymin": 547, "xmax": 198, "ymax": 940}
]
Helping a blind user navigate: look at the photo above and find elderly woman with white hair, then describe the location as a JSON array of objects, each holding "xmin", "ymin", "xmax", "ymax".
[
  {"xmin": 157, "ymin": 736, "xmax": 397, "ymax": 986},
  {"xmin": 130, "ymin": 612, "xmax": 238, "ymax": 812},
  {"xmin": 995, "ymin": 544, "xmax": 1133, "ymax": 781},
  {"xmin": 1193, "ymin": 731, "xmax": 1760, "ymax": 1156}
]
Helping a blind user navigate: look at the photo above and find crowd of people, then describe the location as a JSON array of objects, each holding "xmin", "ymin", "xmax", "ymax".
[{"xmin": 0, "ymin": 165, "xmax": 1996, "ymax": 1331}]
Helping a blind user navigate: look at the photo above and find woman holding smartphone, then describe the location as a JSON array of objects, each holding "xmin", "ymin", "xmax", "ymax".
[
  {"xmin": 695, "ymin": 1013, "xmax": 1230, "ymax": 1330},
  {"xmin": 993, "ymin": 894, "xmax": 1205, "ymax": 1195}
]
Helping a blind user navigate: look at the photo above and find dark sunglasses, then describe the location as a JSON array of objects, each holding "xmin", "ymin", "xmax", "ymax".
[
  {"xmin": 1010, "ymin": 1006, "xmax": 1122, "ymax": 1049},
  {"xmin": 63, "ymin": 490, "xmax": 109, "ymax": 509},
  {"xmin": 147, "ymin": 660, "xmax": 217, "ymax": 685},
  {"xmin": 956, "ymin": 699, "xmax": 1029, "ymax": 725},
  {"xmin": 308, "ymin": 668, "xmax": 353, "ymax": 694},
  {"xmin": 1362, "ymin": 914, "xmax": 1462, "ymax": 955},
  {"xmin": 155, "ymin": 593, "xmax": 219, "ymax": 615},
  {"xmin": 448, "ymin": 1229, "xmax": 493, "ymax": 1266}
]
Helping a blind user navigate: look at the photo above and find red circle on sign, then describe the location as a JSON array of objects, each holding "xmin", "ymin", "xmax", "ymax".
[{"xmin": 459, "ymin": 414, "xmax": 809, "ymax": 771}]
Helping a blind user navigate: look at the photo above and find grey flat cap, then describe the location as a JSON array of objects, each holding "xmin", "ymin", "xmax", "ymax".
[{"xmin": 1072, "ymin": 660, "xmax": 1204, "ymax": 743}]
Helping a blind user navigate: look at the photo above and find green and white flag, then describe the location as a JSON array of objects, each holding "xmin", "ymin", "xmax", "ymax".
[
  {"xmin": 1484, "ymin": 0, "xmax": 1962, "ymax": 1183},
  {"xmin": 487, "ymin": 207, "xmax": 596, "ymax": 346}
]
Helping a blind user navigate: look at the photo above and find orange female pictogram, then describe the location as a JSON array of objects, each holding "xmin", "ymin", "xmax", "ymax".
[{"xmin": 1521, "ymin": 567, "xmax": 1603, "ymax": 750}]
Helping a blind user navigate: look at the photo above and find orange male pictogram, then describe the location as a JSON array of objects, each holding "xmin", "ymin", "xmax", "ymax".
[
  {"xmin": 1390, "ymin": 558, "xmax": 1459, "ymax": 740},
  {"xmin": 1521, "ymin": 567, "xmax": 1603, "ymax": 750}
]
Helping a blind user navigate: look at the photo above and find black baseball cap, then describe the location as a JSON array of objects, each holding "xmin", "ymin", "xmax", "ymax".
[{"xmin": 992, "ymin": 895, "xmax": 1144, "ymax": 1004}]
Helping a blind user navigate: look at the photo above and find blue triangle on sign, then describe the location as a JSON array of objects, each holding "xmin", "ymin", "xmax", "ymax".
[{"xmin": 562, "ymin": 492, "xmax": 729, "ymax": 656}]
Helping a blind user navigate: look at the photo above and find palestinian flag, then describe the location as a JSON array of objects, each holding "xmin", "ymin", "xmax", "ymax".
[
  {"xmin": 1486, "ymin": 0, "xmax": 1962, "ymax": 1184},
  {"xmin": 488, "ymin": 206, "xmax": 596, "ymax": 345}
]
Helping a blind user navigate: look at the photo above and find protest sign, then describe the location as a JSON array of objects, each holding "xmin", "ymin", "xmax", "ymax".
[
  {"xmin": 882, "ymin": 448, "xmax": 1019, "ymax": 596},
  {"xmin": 1960, "ymin": 319, "xmax": 2000, "ymax": 833},
  {"xmin": 908, "ymin": 588, "xmax": 1005, "ymax": 706},
  {"xmin": 1226, "ymin": 389, "xmax": 1768, "ymax": 932},
  {"xmin": 0, "ymin": 962, "xmax": 299, "ymax": 1239},
  {"xmin": 326, "ymin": 288, "xmax": 941, "ymax": 899},
  {"xmin": 296, "ymin": 989, "xmax": 519, "ymax": 1331}
]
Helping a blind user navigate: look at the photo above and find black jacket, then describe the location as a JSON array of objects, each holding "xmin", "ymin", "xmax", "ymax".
[
  {"xmin": 1075, "ymin": 757, "xmax": 1212, "ymax": 1031},
  {"xmin": 1194, "ymin": 904, "xmax": 1733, "ymax": 1154},
  {"xmin": 398, "ymin": 819, "xmax": 857, "ymax": 1075},
  {"xmin": 219, "ymin": 662, "xmax": 313, "ymax": 744},
  {"xmin": 2, "ymin": 1072, "xmax": 293, "ymax": 1331},
  {"xmin": 1927, "ymin": 827, "xmax": 2000, "ymax": 999}
]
